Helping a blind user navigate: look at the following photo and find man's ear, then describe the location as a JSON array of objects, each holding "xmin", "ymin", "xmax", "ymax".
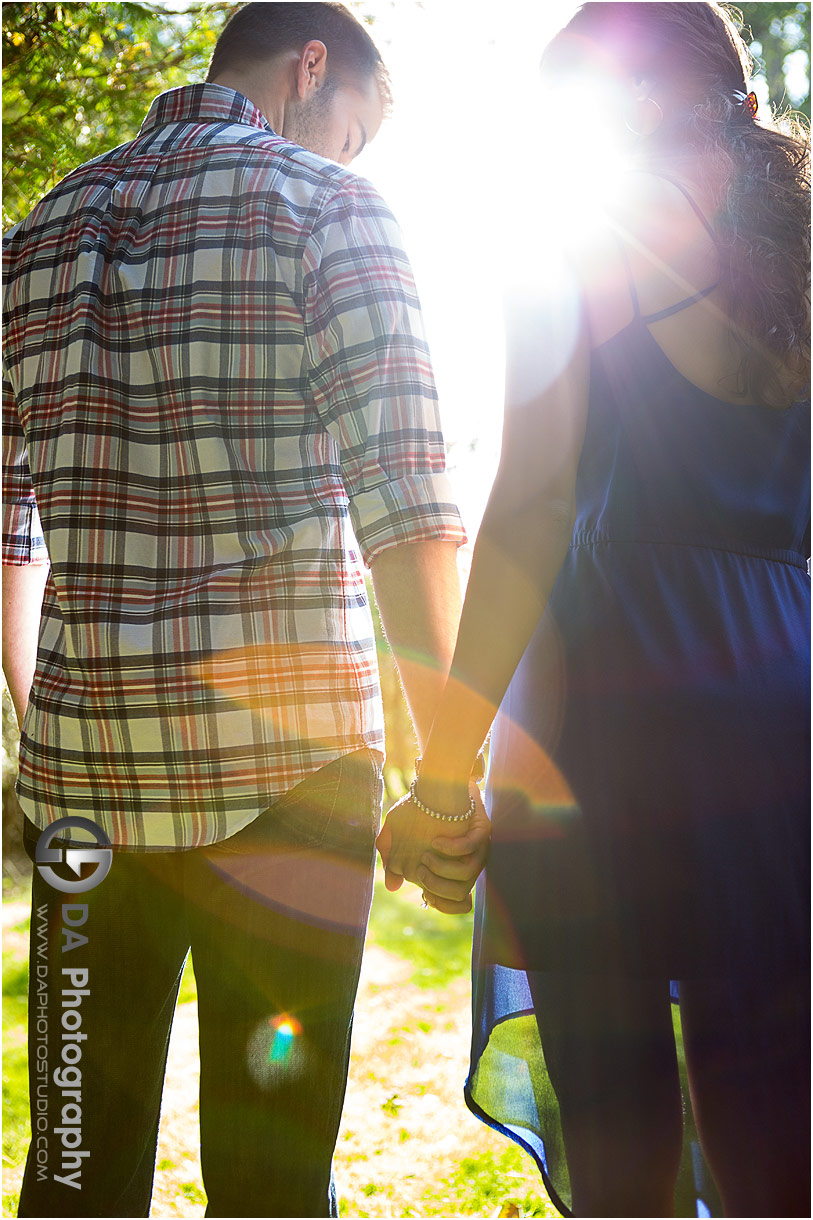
[{"xmin": 295, "ymin": 39, "xmax": 329, "ymax": 100}]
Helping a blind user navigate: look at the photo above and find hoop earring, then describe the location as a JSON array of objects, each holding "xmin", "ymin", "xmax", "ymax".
[{"xmin": 624, "ymin": 96, "xmax": 664, "ymax": 137}]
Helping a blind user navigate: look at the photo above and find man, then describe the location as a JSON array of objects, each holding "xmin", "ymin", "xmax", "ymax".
[{"xmin": 2, "ymin": 5, "xmax": 488, "ymax": 1215}]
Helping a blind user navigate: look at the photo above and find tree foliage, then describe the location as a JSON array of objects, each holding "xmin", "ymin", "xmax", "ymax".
[
  {"xmin": 740, "ymin": 1, "xmax": 811, "ymax": 119},
  {"xmin": 2, "ymin": 2, "xmax": 232, "ymax": 230}
]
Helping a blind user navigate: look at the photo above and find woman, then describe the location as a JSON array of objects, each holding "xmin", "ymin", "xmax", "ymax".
[{"xmin": 381, "ymin": 4, "xmax": 810, "ymax": 1216}]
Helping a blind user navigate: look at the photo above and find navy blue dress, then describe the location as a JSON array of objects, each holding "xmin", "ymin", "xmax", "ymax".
[{"xmin": 465, "ymin": 205, "xmax": 810, "ymax": 1215}]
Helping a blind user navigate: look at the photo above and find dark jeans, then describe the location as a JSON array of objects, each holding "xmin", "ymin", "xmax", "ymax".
[{"xmin": 18, "ymin": 748, "xmax": 383, "ymax": 1218}]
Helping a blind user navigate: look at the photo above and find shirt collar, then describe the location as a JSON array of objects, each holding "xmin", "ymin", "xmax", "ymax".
[{"xmin": 140, "ymin": 83, "xmax": 275, "ymax": 136}]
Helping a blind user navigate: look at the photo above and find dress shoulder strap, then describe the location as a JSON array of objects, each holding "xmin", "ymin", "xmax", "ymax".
[
  {"xmin": 649, "ymin": 173, "xmax": 719, "ymax": 245},
  {"xmin": 641, "ymin": 281, "xmax": 719, "ymax": 324},
  {"xmin": 616, "ymin": 173, "xmax": 721, "ymax": 324},
  {"xmin": 616, "ymin": 238, "xmax": 642, "ymax": 319}
]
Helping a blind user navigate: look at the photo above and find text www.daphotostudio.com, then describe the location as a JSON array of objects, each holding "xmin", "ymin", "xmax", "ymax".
[{"xmin": 31, "ymin": 817, "xmax": 112, "ymax": 1191}]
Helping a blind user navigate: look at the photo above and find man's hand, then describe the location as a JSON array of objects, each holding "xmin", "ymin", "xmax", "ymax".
[{"xmin": 376, "ymin": 786, "xmax": 490, "ymax": 914}]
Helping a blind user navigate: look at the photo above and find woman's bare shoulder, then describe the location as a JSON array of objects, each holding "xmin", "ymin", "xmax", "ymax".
[
  {"xmin": 565, "ymin": 196, "xmax": 636, "ymax": 348},
  {"xmin": 567, "ymin": 170, "xmax": 722, "ymax": 349},
  {"xmin": 604, "ymin": 170, "xmax": 710, "ymax": 240}
]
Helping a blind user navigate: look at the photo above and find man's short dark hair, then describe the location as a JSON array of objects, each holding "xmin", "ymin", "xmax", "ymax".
[{"xmin": 207, "ymin": 2, "xmax": 391, "ymax": 109}]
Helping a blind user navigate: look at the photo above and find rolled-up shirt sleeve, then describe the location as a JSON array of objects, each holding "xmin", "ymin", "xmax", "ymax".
[
  {"xmin": 303, "ymin": 177, "xmax": 466, "ymax": 566},
  {"xmin": 2, "ymin": 364, "xmax": 47, "ymax": 565}
]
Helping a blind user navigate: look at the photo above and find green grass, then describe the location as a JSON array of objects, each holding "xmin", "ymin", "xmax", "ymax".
[
  {"xmin": 2, "ymin": 952, "xmax": 28, "ymax": 1001},
  {"xmin": 2, "ymin": 868, "xmax": 548, "ymax": 1219},
  {"xmin": 3, "ymin": 963, "xmax": 30, "ymax": 1213},
  {"xmin": 179, "ymin": 1182, "xmax": 206, "ymax": 1205},
  {"xmin": 366, "ymin": 874, "xmax": 474, "ymax": 989},
  {"xmin": 339, "ymin": 1202, "xmax": 369, "ymax": 1217},
  {"xmin": 177, "ymin": 954, "xmax": 198, "ymax": 1006},
  {"xmin": 3, "ymin": 869, "xmax": 32, "ymax": 903},
  {"xmin": 422, "ymin": 1145, "xmax": 555, "ymax": 1217},
  {"xmin": 3, "ymin": 892, "xmax": 31, "ymax": 1215}
]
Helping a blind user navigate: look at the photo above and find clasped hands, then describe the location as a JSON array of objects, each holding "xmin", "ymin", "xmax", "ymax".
[{"xmin": 375, "ymin": 779, "xmax": 490, "ymax": 914}]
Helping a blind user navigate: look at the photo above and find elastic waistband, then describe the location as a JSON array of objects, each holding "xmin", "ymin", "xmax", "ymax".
[{"xmin": 570, "ymin": 527, "xmax": 809, "ymax": 571}]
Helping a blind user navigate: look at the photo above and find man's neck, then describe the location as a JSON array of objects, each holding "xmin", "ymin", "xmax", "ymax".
[{"xmin": 209, "ymin": 60, "xmax": 298, "ymax": 134}]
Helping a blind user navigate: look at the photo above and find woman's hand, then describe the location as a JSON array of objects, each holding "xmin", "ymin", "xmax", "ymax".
[{"xmin": 375, "ymin": 785, "xmax": 490, "ymax": 914}]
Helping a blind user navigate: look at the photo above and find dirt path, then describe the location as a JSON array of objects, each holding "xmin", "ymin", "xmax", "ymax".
[
  {"xmin": 3, "ymin": 897, "xmax": 552, "ymax": 1218},
  {"xmin": 150, "ymin": 942, "xmax": 541, "ymax": 1217}
]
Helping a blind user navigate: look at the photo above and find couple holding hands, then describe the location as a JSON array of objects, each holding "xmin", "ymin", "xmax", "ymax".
[{"xmin": 3, "ymin": 2, "xmax": 808, "ymax": 1217}]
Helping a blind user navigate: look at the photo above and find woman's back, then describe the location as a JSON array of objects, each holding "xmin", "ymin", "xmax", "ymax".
[
  {"xmin": 572, "ymin": 170, "xmax": 810, "ymax": 555},
  {"xmin": 479, "ymin": 160, "xmax": 810, "ymax": 979},
  {"xmin": 583, "ymin": 171, "xmax": 806, "ymax": 407}
]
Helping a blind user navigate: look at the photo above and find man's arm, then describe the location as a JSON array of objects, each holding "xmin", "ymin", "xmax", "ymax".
[
  {"xmin": 3, "ymin": 353, "xmax": 49, "ymax": 726},
  {"xmin": 2, "ymin": 563, "xmax": 48, "ymax": 726},
  {"xmin": 369, "ymin": 539, "xmax": 461, "ymax": 750},
  {"xmin": 370, "ymin": 539, "xmax": 489, "ymax": 913},
  {"xmin": 303, "ymin": 181, "xmax": 488, "ymax": 910}
]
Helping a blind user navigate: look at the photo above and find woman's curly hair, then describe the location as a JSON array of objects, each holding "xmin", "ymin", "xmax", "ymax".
[{"xmin": 544, "ymin": 2, "xmax": 810, "ymax": 405}]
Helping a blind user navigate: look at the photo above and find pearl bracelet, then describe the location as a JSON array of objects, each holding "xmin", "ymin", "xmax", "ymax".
[{"xmin": 408, "ymin": 777, "xmax": 475, "ymax": 823}]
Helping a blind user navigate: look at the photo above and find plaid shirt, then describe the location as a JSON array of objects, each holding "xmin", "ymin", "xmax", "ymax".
[{"xmin": 2, "ymin": 84, "xmax": 465, "ymax": 849}]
